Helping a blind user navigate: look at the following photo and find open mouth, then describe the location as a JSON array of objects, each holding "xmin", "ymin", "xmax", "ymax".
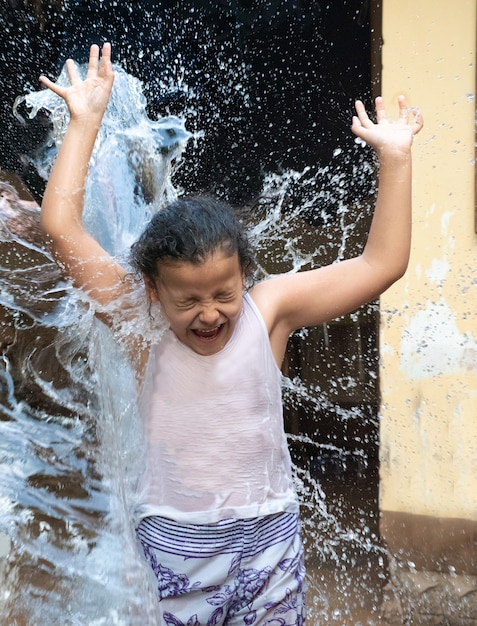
[{"xmin": 192, "ymin": 324, "xmax": 224, "ymax": 341}]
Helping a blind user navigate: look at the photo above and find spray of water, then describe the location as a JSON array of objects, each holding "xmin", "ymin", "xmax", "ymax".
[{"xmin": 0, "ymin": 59, "xmax": 384, "ymax": 624}]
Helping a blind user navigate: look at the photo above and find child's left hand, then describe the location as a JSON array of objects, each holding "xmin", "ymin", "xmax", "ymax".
[{"xmin": 352, "ymin": 95, "xmax": 423, "ymax": 156}]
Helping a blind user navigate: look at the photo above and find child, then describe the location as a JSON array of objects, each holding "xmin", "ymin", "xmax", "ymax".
[{"xmin": 39, "ymin": 43, "xmax": 422, "ymax": 624}]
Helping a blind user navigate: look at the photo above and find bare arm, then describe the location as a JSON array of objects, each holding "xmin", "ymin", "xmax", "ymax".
[
  {"xmin": 251, "ymin": 96, "xmax": 423, "ymax": 364},
  {"xmin": 40, "ymin": 43, "xmax": 131, "ymax": 310}
]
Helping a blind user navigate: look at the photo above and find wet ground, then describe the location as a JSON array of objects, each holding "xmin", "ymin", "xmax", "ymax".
[{"xmin": 303, "ymin": 468, "xmax": 390, "ymax": 625}]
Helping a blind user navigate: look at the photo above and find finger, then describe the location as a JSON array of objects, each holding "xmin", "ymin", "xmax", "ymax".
[
  {"xmin": 354, "ymin": 99, "xmax": 366, "ymax": 117},
  {"xmin": 39, "ymin": 74, "xmax": 65, "ymax": 96},
  {"xmin": 65, "ymin": 58, "xmax": 80, "ymax": 85},
  {"xmin": 354, "ymin": 99, "xmax": 373, "ymax": 128},
  {"xmin": 351, "ymin": 113, "xmax": 369, "ymax": 140},
  {"xmin": 397, "ymin": 95, "xmax": 409, "ymax": 121},
  {"xmin": 375, "ymin": 96, "xmax": 387, "ymax": 124},
  {"xmin": 86, "ymin": 44, "xmax": 101, "ymax": 79},
  {"xmin": 351, "ymin": 114, "xmax": 360, "ymax": 135},
  {"xmin": 410, "ymin": 107, "xmax": 424, "ymax": 134},
  {"xmin": 100, "ymin": 42, "xmax": 112, "ymax": 63},
  {"xmin": 98, "ymin": 42, "xmax": 113, "ymax": 77}
]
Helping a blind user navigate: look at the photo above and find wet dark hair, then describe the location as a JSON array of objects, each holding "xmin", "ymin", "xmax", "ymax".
[{"xmin": 130, "ymin": 195, "xmax": 256, "ymax": 284}]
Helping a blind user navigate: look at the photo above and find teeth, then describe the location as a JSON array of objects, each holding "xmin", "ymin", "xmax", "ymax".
[{"xmin": 195, "ymin": 326, "xmax": 220, "ymax": 338}]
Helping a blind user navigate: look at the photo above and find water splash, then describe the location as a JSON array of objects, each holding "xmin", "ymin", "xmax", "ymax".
[
  {"xmin": 1, "ymin": 60, "xmax": 384, "ymax": 624},
  {"xmin": 15, "ymin": 62, "xmax": 192, "ymax": 257},
  {"xmin": 1, "ymin": 62, "xmax": 192, "ymax": 625}
]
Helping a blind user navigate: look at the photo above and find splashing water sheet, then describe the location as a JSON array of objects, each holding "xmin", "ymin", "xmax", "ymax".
[{"xmin": 1, "ymin": 61, "xmax": 384, "ymax": 624}]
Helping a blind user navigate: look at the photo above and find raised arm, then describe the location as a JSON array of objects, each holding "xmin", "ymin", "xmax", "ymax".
[
  {"xmin": 40, "ymin": 43, "xmax": 130, "ymax": 309},
  {"xmin": 251, "ymin": 96, "xmax": 423, "ymax": 364},
  {"xmin": 350, "ymin": 96, "xmax": 422, "ymax": 284}
]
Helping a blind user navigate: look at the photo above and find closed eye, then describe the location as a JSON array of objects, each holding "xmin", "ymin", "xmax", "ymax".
[
  {"xmin": 175, "ymin": 300, "xmax": 197, "ymax": 310},
  {"xmin": 216, "ymin": 292, "xmax": 236, "ymax": 302}
]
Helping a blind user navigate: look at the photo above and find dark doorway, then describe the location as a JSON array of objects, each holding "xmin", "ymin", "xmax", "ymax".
[{"xmin": 2, "ymin": 1, "xmax": 379, "ymax": 202}]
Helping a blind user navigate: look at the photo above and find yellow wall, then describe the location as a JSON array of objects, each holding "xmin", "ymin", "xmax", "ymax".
[{"xmin": 380, "ymin": 0, "xmax": 477, "ymax": 520}]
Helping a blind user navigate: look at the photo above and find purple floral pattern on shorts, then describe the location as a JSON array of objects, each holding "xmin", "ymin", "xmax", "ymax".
[
  {"xmin": 145, "ymin": 551, "xmax": 305, "ymax": 626},
  {"xmin": 142, "ymin": 543, "xmax": 201, "ymax": 599},
  {"xmin": 262, "ymin": 554, "xmax": 307, "ymax": 626},
  {"xmin": 203, "ymin": 561, "xmax": 273, "ymax": 624}
]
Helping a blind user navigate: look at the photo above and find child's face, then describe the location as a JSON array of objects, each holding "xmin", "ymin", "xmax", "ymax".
[{"xmin": 147, "ymin": 249, "xmax": 245, "ymax": 356}]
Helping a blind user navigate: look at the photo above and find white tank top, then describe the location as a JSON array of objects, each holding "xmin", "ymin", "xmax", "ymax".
[{"xmin": 136, "ymin": 292, "xmax": 299, "ymax": 524}]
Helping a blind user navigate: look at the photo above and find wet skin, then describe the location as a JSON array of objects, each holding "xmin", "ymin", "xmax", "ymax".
[{"xmin": 147, "ymin": 250, "xmax": 245, "ymax": 356}]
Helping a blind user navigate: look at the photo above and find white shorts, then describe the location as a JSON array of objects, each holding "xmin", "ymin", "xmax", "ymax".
[{"xmin": 136, "ymin": 511, "xmax": 306, "ymax": 625}]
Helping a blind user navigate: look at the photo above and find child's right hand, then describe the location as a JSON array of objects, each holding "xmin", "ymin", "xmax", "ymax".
[
  {"xmin": 351, "ymin": 95, "xmax": 423, "ymax": 158},
  {"xmin": 39, "ymin": 43, "xmax": 115, "ymax": 122}
]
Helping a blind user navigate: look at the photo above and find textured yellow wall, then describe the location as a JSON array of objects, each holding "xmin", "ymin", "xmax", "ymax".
[{"xmin": 379, "ymin": 0, "xmax": 477, "ymax": 519}]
